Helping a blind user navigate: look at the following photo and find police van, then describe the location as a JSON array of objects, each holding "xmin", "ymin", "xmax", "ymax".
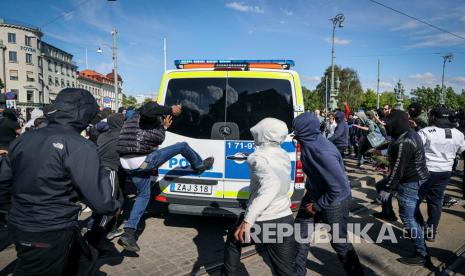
[{"xmin": 153, "ymin": 59, "xmax": 305, "ymax": 217}]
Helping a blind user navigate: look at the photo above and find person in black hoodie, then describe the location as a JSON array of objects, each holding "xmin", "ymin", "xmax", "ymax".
[
  {"xmin": 329, "ymin": 111, "xmax": 349, "ymax": 157},
  {"xmin": 377, "ymin": 110, "xmax": 431, "ymax": 266},
  {"xmin": 293, "ymin": 112, "xmax": 364, "ymax": 276},
  {"xmin": 4, "ymin": 88, "xmax": 121, "ymax": 275},
  {"xmin": 117, "ymin": 101, "xmax": 214, "ymax": 252}
]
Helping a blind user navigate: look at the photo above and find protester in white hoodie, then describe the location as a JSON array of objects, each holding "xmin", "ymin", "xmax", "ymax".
[{"xmin": 223, "ymin": 118, "xmax": 295, "ymax": 276}]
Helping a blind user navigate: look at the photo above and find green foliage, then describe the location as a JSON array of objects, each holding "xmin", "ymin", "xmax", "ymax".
[
  {"xmin": 143, "ymin": 97, "xmax": 154, "ymax": 105},
  {"xmin": 302, "ymin": 86, "xmax": 324, "ymax": 111},
  {"xmin": 314, "ymin": 65, "xmax": 364, "ymax": 110},
  {"xmin": 360, "ymin": 89, "xmax": 378, "ymax": 110},
  {"xmin": 122, "ymin": 94, "xmax": 137, "ymax": 107}
]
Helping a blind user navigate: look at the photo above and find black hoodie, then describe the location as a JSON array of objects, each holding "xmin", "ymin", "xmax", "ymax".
[
  {"xmin": 97, "ymin": 113, "xmax": 124, "ymax": 170},
  {"xmin": 6, "ymin": 88, "xmax": 121, "ymax": 232}
]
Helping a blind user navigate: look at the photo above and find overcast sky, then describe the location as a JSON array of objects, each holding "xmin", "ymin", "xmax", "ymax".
[{"xmin": 5, "ymin": 0, "xmax": 465, "ymax": 97}]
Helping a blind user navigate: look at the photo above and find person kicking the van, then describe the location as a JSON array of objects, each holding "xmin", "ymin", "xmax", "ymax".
[
  {"xmin": 118, "ymin": 101, "xmax": 214, "ymax": 252},
  {"xmin": 293, "ymin": 112, "xmax": 365, "ymax": 276},
  {"xmin": 223, "ymin": 118, "xmax": 295, "ymax": 276}
]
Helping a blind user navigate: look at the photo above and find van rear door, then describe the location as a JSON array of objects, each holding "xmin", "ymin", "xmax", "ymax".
[
  {"xmin": 223, "ymin": 71, "xmax": 296, "ymax": 200},
  {"xmin": 157, "ymin": 71, "xmax": 228, "ymax": 199}
]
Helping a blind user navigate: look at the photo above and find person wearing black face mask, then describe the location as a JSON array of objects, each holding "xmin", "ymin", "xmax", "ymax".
[
  {"xmin": 378, "ymin": 110, "xmax": 431, "ymax": 266},
  {"xmin": 3, "ymin": 88, "xmax": 122, "ymax": 275},
  {"xmin": 408, "ymin": 102, "xmax": 428, "ymax": 131}
]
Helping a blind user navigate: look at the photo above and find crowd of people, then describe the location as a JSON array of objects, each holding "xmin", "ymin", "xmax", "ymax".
[{"xmin": 0, "ymin": 87, "xmax": 464, "ymax": 275}]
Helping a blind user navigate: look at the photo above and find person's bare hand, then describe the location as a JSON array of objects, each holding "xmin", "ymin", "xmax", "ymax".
[
  {"xmin": 409, "ymin": 119, "xmax": 417, "ymax": 129},
  {"xmin": 0, "ymin": 150, "xmax": 8, "ymax": 156},
  {"xmin": 171, "ymin": 105, "xmax": 182, "ymax": 116},
  {"xmin": 234, "ymin": 221, "xmax": 252, "ymax": 243},
  {"xmin": 163, "ymin": 115, "xmax": 173, "ymax": 129}
]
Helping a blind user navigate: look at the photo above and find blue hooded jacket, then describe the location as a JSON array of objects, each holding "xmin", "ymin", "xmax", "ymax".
[
  {"xmin": 328, "ymin": 111, "xmax": 348, "ymax": 149},
  {"xmin": 293, "ymin": 112, "xmax": 351, "ymax": 212}
]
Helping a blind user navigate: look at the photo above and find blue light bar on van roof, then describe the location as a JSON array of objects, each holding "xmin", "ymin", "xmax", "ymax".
[{"xmin": 174, "ymin": 59, "xmax": 295, "ymax": 70}]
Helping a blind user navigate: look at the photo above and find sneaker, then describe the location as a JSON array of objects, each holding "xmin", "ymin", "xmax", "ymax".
[
  {"xmin": 194, "ymin": 157, "xmax": 215, "ymax": 173},
  {"xmin": 106, "ymin": 228, "xmax": 124, "ymax": 240},
  {"xmin": 424, "ymin": 228, "xmax": 436, "ymax": 242},
  {"xmin": 118, "ymin": 229, "xmax": 140, "ymax": 252},
  {"xmin": 397, "ymin": 254, "xmax": 428, "ymax": 266},
  {"xmin": 443, "ymin": 195, "xmax": 458, "ymax": 207},
  {"xmin": 372, "ymin": 212, "xmax": 398, "ymax": 222}
]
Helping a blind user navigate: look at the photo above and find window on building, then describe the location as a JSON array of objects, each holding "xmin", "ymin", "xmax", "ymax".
[
  {"xmin": 61, "ymin": 64, "xmax": 65, "ymax": 75},
  {"xmin": 72, "ymin": 82, "xmax": 75, "ymax": 88},
  {"xmin": 37, "ymin": 39, "xmax": 41, "ymax": 49},
  {"xmin": 8, "ymin": 33, "xmax": 16, "ymax": 43},
  {"xmin": 54, "ymin": 62, "xmax": 58, "ymax": 73},
  {"xmin": 55, "ymin": 77, "xmax": 59, "ymax": 86},
  {"xmin": 9, "ymin": 70, "xmax": 18, "ymax": 81},
  {"xmin": 67, "ymin": 80, "xmax": 70, "ymax": 87},
  {"xmin": 48, "ymin": 60, "xmax": 52, "ymax": 71},
  {"xmin": 61, "ymin": 79, "xmax": 65, "ymax": 87},
  {"xmin": 26, "ymin": 53, "xmax": 33, "ymax": 64},
  {"xmin": 27, "ymin": 90, "xmax": 34, "ymax": 103},
  {"xmin": 25, "ymin": 36, "xmax": 32, "ymax": 47},
  {"xmin": 66, "ymin": 66, "xmax": 70, "ymax": 76},
  {"xmin": 48, "ymin": 76, "xmax": 53, "ymax": 85},
  {"xmin": 8, "ymin": 51, "xmax": 17, "ymax": 62},
  {"xmin": 26, "ymin": 71, "xmax": 34, "ymax": 82}
]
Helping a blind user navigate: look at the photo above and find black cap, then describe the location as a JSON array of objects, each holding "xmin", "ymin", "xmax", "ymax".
[{"xmin": 430, "ymin": 105, "xmax": 451, "ymax": 119}]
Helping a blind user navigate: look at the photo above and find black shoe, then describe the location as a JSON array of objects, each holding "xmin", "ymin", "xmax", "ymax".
[
  {"xmin": 194, "ymin": 157, "xmax": 214, "ymax": 173},
  {"xmin": 397, "ymin": 254, "xmax": 428, "ymax": 266},
  {"xmin": 118, "ymin": 228, "xmax": 140, "ymax": 252},
  {"xmin": 443, "ymin": 195, "xmax": 458, "ymax": 207},
  {"xmin": 372, "ymin": 212, "xmax": 398, "ymax": 222}
]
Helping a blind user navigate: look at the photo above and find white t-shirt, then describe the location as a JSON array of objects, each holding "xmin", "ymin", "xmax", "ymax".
[
  {"xmin": 418, "ymin": 126, "xmax": 465, "ymax": 172},
  {"xmin": 120, "ymin": 156, "xmax": 147, "ymax": 170}
]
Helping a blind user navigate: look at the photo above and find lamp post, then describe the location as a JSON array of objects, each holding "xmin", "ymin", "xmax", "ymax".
[
  {"xmin": 440, "ymin": 53, "xmax": 453, "ymax": 105},
  {"xmin": 329, "ymin": 13, "xmax": 345, "ymax": 111},
  {"xmin": 0, "ymin": 40, "xmax": 6, "ymax": 94},
  {"xmin": 97, "ymin": 28, "xmax": 119, "ymax": 111},
  {"xmin": 394, "ymin": 79, "xmax": 404, "ymax": 111}
]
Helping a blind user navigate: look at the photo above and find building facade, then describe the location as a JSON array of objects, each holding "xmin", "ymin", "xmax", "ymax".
[
  {"xmin": 41, "ymin": 42, "xmax": 78, "ymax": 102},
  {"xmin": 0, "ymin": 18, "xmax": 77, "ymax": 117},
  {"xmin": 77, "ymin": 69, "xmax": 123, "ymax": 111}
]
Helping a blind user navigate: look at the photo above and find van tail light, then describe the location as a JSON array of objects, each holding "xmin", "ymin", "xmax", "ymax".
[
  {"xmin": 295, "ymin": 143, "xmax": 305, "ymax": 184},
  {"xmin": 154, "ymin": 195, "xmax": 168, "ymax": 203}
]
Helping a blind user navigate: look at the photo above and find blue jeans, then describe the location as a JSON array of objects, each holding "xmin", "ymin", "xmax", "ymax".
[
  {"xmin": 124, "ymin": 142, "xmax": 203, "ymax": 230},
  {"xmin": 397, "ymin": 180, "xmax": 427, "ymax": 257},
  {"xmin": 417, "ymin": 171, "xmax": 452, "ymax": 234}
]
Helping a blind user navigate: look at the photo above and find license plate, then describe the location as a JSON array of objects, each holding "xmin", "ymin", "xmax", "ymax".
[{"xmin": 170, "ymin": 183, "xmax": 213, "ymax": 195}]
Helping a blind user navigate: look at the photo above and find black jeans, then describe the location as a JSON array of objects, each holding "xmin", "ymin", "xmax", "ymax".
[
  {"xmin": 295, "ymin": 194, "xmax": 364, "ymax": 276},
  {"xmin": 9, "ymin": 225, "xmax": 97, "ymax": 276},
  {"xmin": 417, "ymin": 171, "xmax": 452, "ymax": 234},
  {"xmin": 223, "ymin": 214, "xmax": 295, "ymax": 276}
]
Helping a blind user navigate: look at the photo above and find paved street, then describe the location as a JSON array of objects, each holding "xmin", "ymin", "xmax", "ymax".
[{"xmin": 1, "ymin": 157, "xmax": 464, "ymax": 276}]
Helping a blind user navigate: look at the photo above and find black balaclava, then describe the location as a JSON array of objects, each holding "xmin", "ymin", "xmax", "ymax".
[
  {"xmin": 385, "ymin": 110, "xmax": 411, "ymax": 138},
  {"xmin": 408, "ymin": 102, "xmax": 422, "ymax": 119}
]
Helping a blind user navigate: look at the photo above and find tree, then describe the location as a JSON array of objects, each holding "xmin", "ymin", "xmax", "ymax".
[
  {"xmin": 142, "ymin": 97, "xmax": 154, "ymax": 105},
  {"xmin": 302, "ymin": 86, "xmax": 323, "ymax": 111},
  {"xmin": 360, "ymin": 89, "xmax": 378, "ymax": 110},
  {"xmin": 314, "ymin": 65, "xmax": 364, "ymax": 110},
  {"xmin": 122, "ymin": 94, "xmax": 137, "ymax": 107}
]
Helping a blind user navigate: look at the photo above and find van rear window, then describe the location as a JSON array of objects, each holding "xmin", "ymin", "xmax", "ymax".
[{"xmin": 164, "ymin": 78, "xmax": 293, "ymax": 140}]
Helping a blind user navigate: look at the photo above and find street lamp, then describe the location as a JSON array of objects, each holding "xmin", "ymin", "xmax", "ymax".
[
  {"xmin": 0, "ymin": 40, "xmax": 7, "ymax": 94},
  {"xmin": 329, "ymin": 13, "xmax": 345, "ymax": 111},
  {"xmin": 97, "ymin": 28, "xmax": 119, "ymax": 111},
  {"xmin": 440, "ymin": 53, "xmax": 453, "ymax": 105},
  {"xmin": 394, "ymin": 79, "xmax": 404, "ymax": 111}
]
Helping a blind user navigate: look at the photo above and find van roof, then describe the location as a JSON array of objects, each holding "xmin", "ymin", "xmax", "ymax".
[{"xmin": 174, "ymin": 59, "xmax": 295, "ymax": 70}]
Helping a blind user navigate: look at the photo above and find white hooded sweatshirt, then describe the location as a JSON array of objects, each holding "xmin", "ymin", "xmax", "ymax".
[
  {"xmin": 22, "ymin": 108, "xmax": 44, "ymax": 133},
  {"xmin": 244, "ymin": 118, "xmax": 293, "ymax": 225}
]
